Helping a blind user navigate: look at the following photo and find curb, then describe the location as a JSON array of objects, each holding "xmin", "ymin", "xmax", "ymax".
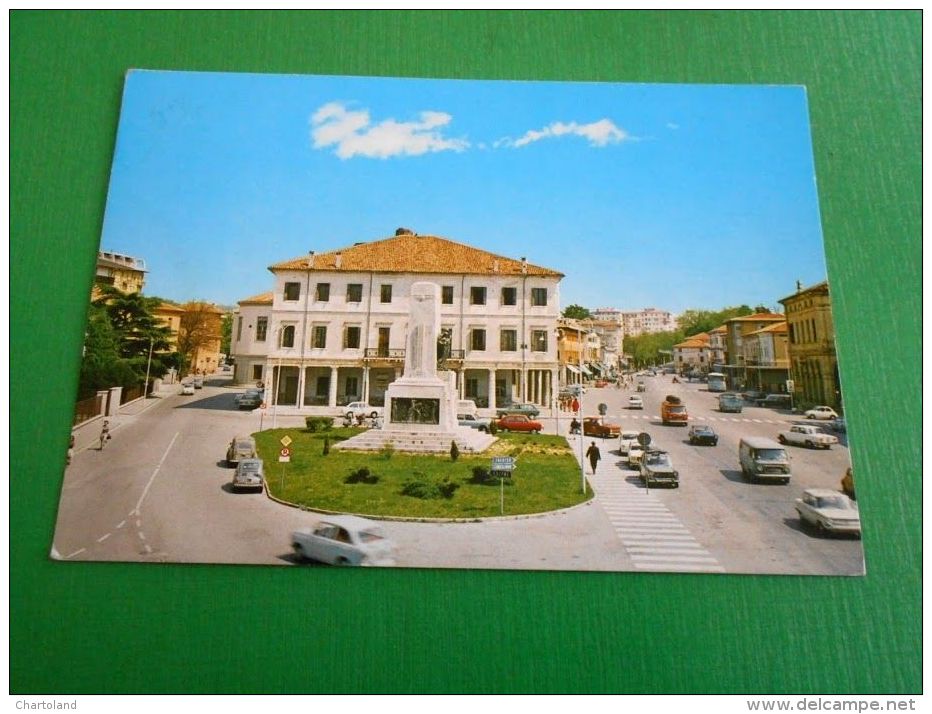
[{"xmin": 263, "ymin": 481, "xmax": 596, "ymax": 524}]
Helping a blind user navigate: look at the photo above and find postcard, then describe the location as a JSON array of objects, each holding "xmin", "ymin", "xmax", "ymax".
[{"xmin": 52, "ymin": 70, "xmax": 864, "ymax": 575}]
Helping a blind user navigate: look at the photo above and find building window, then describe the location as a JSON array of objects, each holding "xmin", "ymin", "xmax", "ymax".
[
  {"xmin": 380, "ymin": 284, "xmax": 392, "ymax": 303},
  {"xmin": 256, "ymin": 317, "xmax": 268, "ymax": 342},
  {"xmin": 284, "ymin": 282, "xmax": 300, "ymax": 301},
  {"xmin": 315, "ymin": 376, "xmax": 330, "ymax": 398},
  {"xmin": 344, "ymin": 325, "xmax": 361, "ymax": 349},
  {"xmin": 438, "ymin": 327, "xmax": 453, "ymax": 360},
  {"xmin": 281, "ymin": 325, "xmax": 295, "ymax": 348},
  {"xmin": 465, "ymin": 378, "xmax": 479, "ymax": 398},
  {"xmin": 442, "ymin": 286, "xmax": 454, "ymax": 304},
  {"xmin": 470, "ymin": 286, "xmax": 486, "ymax": 305},
  {"xmin": 500, "ymin": 329, "xmax": 517, "ymax": 352},
  {"xmin": 236, "ymin": 316, "xmax": 243, "ymax": 341},
  {"xmin": 315, "ymin": 283, "xmax": 330, "ymax": 301},
  {"xmin": 501, "ymin": 287, "xmax": 517, "ymax": 306},
  {"xmin": 531, "ymin": 288, "xmax": 548, "ymax": 307},
  {"xmin": 345, "ymin": 376, "xmax": 359, "ymax": 399},
  {"xmin": 312, "ymin": 325, "xmax": 327, "ymax": 349},
  {"xmin": 347, "ymin": 284, "xmax": 363, "ymax": 302},
  {"xmin": 471, "ymin": 329, "xmax": 486, "ymax": 351},
  {"xmin": 252, "ymin": 365, "xmax": 263, "ymax": 381},
  {"xmin": 531, "ymin": 330, "xmax": 548, "ymax": 352}
]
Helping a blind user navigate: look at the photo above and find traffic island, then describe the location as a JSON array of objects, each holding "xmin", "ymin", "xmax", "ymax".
[{"xmin": 254, "ymin": 428, "xmax": 590, "ymax": 519}]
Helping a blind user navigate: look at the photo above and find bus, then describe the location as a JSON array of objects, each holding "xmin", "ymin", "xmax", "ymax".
[{"xmin": 707, "ymin": 372, "xmax": 727, "ymax": 393}]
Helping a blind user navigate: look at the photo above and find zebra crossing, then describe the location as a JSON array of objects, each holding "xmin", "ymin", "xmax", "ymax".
[{"xmin": 584, "ymin": 456, "xmax": 725, "ymax": 573}]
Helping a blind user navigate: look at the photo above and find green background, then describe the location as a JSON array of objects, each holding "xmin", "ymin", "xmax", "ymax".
[{"xmin": 11, "ymin": 11, "xmax": 920, "ymax": 693}]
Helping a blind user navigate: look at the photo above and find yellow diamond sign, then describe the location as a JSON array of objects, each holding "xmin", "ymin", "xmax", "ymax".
[{"xmin": 280, "ymin": 435, "xmax": 293, "ymax": 447}]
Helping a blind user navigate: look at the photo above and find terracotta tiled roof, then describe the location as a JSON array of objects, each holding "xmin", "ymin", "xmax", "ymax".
[
  {"xmin": 269, "ymin": 233, "xmax": 563, "ymax": 277},
  {"xmin": 728, "ymin": 312, "xmax": 785, "ymax": 322},
  {"xmin": 152, "ymin": 302, "xmax": 185, "ymax": 314},
  {"xmin": 674, "ymin": 339, "xmax": 710, "ymax": 349},
  {"xmin": 238, "ymin": 291, "xmax": 274, "ymax": 306},
  {"xmin": 748, "ymin": 321, "xmax": 788, "ymax": 335},
  {"xmin": 708, "ymin": 326, "xmax": 727, "ymax": 334}
]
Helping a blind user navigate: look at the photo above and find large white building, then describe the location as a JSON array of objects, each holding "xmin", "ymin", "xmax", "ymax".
[
  {"xmin": 619, "ymin": 307, "xmax": 677, "ymax": 336},
  {"xmin": 232, "ymin": 229, "xmax": 564, "ymax": 415}
]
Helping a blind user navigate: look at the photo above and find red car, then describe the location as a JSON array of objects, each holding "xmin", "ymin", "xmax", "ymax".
[{"xmin": 496, "ymin": 414, "xmax": 543, "ymax": 433}]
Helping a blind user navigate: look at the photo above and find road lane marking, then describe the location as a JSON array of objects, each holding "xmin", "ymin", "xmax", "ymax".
[
  {"xmin": 138, "ymin": 532, "xmax": 146, "ymax": 541},
  {"xmin": 96, "ymin": 533, "xmax": 112, "ymax": 543},
  {"xmin": 133, "ymin": 431, "xmax": 180, "ymax": 517},
  {"xmin": 144, "ymin": 545, "xmax": 153, "ymax": 554},
  {"xmin": 752, "ymin": 419, "xmax": 762, "ymax": 423},
  {"xmin": 117, "ymin": 520, "xmax": 126, "ymax": 529},
  {"xmin": 65, "ymin": 548, "xmax": 86, "ymax": 559},
  {"xmin": 136, "ymin": 519, "xmax": 142, "ymax": 528}
]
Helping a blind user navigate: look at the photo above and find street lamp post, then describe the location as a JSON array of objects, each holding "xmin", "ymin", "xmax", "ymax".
[
  {"xmin": 578, "ymin": 329, "xmax": 586, "ymax": 494},
  {"xmin": 143, "ymin": 336, "xmax": 154, "ymax": 398}
]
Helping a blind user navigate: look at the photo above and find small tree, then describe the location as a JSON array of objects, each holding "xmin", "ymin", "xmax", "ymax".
[
  {"xmin": 322, "ymin": 436, "xmax": 330, "ymax": 456},
  {"xmin": 450, "ymin": 440, "xmax": 460, "ymax": 462}
]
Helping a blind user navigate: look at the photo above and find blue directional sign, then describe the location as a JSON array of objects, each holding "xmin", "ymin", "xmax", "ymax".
[{"xmin": 491, "ymin": 456, "xmax": 516, "ymax": 472}]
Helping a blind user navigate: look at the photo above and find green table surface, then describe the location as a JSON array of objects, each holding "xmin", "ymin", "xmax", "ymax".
[{"xmin": 11, "ymin": 11, "xmax": 920, "ymax": 694}]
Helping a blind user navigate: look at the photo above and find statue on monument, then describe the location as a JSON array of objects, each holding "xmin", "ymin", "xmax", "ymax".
[{"xmin": 404, "ymin": 282, "xmax": 440, "ymax": 380}]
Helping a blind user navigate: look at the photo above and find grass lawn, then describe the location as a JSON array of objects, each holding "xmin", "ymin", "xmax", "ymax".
[{"xmin": 254, "ymin": 427, "xmax": 591, "ymax": 518}]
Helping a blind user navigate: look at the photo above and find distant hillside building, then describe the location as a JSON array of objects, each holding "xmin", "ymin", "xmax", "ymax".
[
  {"xmin": 93, "ymin": 251, "xmax": 147, "ymax": 297},
  {"xmin": 231, "ymin": 228, "xmax": 564, "ymax": 415},
  {"xmin": 619, "ymin": 308, "xmax": 677, "ymax": 337}
]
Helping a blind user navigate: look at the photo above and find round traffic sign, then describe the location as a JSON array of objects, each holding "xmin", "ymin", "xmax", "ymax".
[
  {"xmin": 280, "ymin": 447, "xmax": 291, "ymax": 458},
  {"xmin": 636, "ymin": 432, "xmax": 651, "ymax": 447}
]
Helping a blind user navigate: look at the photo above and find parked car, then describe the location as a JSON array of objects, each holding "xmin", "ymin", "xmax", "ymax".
[
  {"xmin": 594, "ymin": 380, "xmax": 609, "ymax": 388},
  {"xmin": 193, "ymin": 375, "xmax": 204, "ymax": 389},
  {"xmin": 583, "ymin": 417, "xmax": 620, "ymax": 438},
  {"xmin": 639, "ymin": 449, "xmax": 679, "ymax": 488},
  {"xmin": 795, "ymin": 489, "xmax": 861, "ymax": 537},
  {"xmin": 688, "ymin": 424, "xmax": 718, "ymax": 446},
  {"xmin": 805, "ymin": 405, "xmax": 839, "ymax": 420},
  {"xmin": 345, "ymin": 402, "xmax": 382, "ymax": 420},
  {"xmin": 636, "ymin": 382, "xmax": 646, "ymax": 392},
  {"xmin": 628, "ymin": 395, "xmax": 644, "ymax": 409},
  {"xmin": 457, "ymin": 400, "xmax": 479, "ymax": 417},
  {"xmin": 755, "ymin": 394, "xmax": 792, "ymax": 408},
  {"xmin": 742, "ymin": 390, "xmax": 766, "ymax": 402},
  {"xmin": 830, "ymin": 417, "xmax": 847, "ymax": 433},
  {"xmin": 778, "ymin": 424, "xmax": 838, "ymax": 450},
  {"xmin": 181, "ymin": 383, "xmax": 195, "ymax": 396},
  {"xmin": 495, "ymin": 403, "xmax": 541, "ymax": 418},
  {"xmin": 291, "ymin": 515, "xmax": 396, "ymax": 566},
  {"xmin": 618, "ymin": 430, "xmax": 641, "ymax": 456},
  {"xmin": 234, "ymin": 389, "xmax": 263, "ymax": 410},
  {"xmin": 232, "ymin": 458, "xmax": 264, "ymax": 492},
  {"xmin": 226, "ymin": 436, "xmax": 258, "ymax": 466},
  {"xmin": 458, "ymin": 413, "xmax": 491, "ymax": 432},
  {"xmin": 496, "ymin": 414, "xmax": 542, "ymax": 433}
]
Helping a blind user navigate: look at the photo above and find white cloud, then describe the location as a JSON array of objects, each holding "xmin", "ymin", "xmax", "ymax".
[
  {"xmin": 498, "ymin": 119, "xmax": 629, "ymax": 149},
  {"xmin": 666, "ymin": 122, "xmax": 680, "ymax": 130},
  {"xmin": 310, "ymin": 101, "xmax": 469, "ymax": 159}
]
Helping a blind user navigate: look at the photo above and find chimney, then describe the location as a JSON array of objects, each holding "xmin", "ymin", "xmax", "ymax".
[
  {"xmin": 493, "ymin": 259, "xmax": 500, "ymax": 273},
  {"xmin": 335, "ymin": 253, "xmax": 342, "ymax": 269},
  {"xmin": 520, "ymin": 257, "xmax": 527, "ymax": 274},
  {"xmin": 395, "ymin": 227, "xmax": 415, "ymax": 236},
  {"xmin": 307, "ymin": 251, "xmax": 315, "ymax": 269}
]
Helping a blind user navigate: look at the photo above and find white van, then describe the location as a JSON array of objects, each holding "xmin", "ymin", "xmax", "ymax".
[
  {"xmin": 457, "ymin": 399, "xmax": 478, "ymax": 416},
  {"xmin": 739, "ymin": 437, "xmax": 791, "ymax": 484}
]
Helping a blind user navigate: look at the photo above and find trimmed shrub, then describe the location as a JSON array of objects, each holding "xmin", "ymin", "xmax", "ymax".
[
  {"xmin": 468, "ymin": 466, "xmax": 493, "ymax": 484},
  {"xmin": 322, "ymin": 436, "xmax": 330, "ymax": 456},
  {"xmin": 344, "ymin": 467, "xmax": 379, "ymax": 484},
  {"xmin": 488, "ymin": 421, "xmax": 498, "ymax": 435},
  {"xmin": 401, "ymin": 473, "xmax": 460, "ymax": 499},
  {"xmin": 305, "ymin": 416, "xmax": 334, "ymax": 433},
  {"xmin": 450, "ymin": 441, "xmax": 460, "ymax": 462}
]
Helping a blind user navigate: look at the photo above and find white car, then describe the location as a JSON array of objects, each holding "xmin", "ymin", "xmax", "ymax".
[
  {"xmin": 804, "ymin": 406, "xmax": 839, "ymax": 420},
  {"xmin": 628, "ymin": 395, "xmax": 644, "ymax": 409},
  {"xmin": 291, "ymin": 515, "xmax": 396, "ymax": 566},
  {"xmin": 232, "ymin": 458, "xmax": 264, "ymax": 492},
  {"xmin": 795, "ymin": 489, "xmax": 861, "ymax": 537},
  {"xmin": 618, "ymin": 430, "xmax": 641, "ymax": 456},
  {"xmin": 778, "ymin": 425, "xmax": 838, "ymax": 450},
  {"xmin": 627, "ymin": 443, "xmax": 645, "ymax": 468},
  {"xmin": 344, "ymin": 402, "xmax": 382, "ymax": 420},
  {"xmin": 181, "ymin": 383, "xmax": 195, "ymax": 395}
]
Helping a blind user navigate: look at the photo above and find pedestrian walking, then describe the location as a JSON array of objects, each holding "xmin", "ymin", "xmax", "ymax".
[
  {"xmin": 571, "ymin": 397, "xmax": 579, "ymax": 413},
  {"xmin": 586, "ymin": 441, "xmax": 601, "ymax": 474},
  {"xmin": 98, "ymin": 419, "xmax": 111, "ymax": 451},
  {"xmin": 66, "ymin": 434, "xmax": 75, "ymax": 465},
  {"xmin": 569, "ymin": 417, "xmax": 581, "ymax": 435}
]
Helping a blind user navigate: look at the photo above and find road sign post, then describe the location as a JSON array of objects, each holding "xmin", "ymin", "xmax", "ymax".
[
  {"xmin": 490, "ymin": 457, "xmax": 516, "ymax": 515},
  {"xmin": 637, "ymin": 432, "xmax": 652, "ymax": 493}
]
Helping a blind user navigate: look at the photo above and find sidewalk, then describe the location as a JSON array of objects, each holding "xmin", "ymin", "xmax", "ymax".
[{"xmin": 70, "ymin": 384, "xmax": 173, "ymax": 455}]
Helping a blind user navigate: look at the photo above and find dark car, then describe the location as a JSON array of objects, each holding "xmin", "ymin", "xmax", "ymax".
[
  {"xmin": 756, "ymin": 394, "xmax": 792, "ymax": 409},
  {"xmin": 688, "ymin": 424, "xmax": 719, "ymax": 446},
  {"xmin": 495, "ymin": 403, "xmax": 541, "ymax": 418}
]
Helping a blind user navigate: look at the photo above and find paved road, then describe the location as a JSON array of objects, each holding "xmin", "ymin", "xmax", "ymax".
[
  {"xmin": 52, "ymin": 373, "xmax": 863, "ymax": 575},
  {"xmin": 572, "ymin": 375, "xmax": 864, "ymax": 576}
]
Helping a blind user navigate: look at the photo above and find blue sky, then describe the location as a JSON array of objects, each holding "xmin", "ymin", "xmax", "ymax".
[{"xmin": 101, "ymin": 70, "xmax": 827, "ymax": 313}]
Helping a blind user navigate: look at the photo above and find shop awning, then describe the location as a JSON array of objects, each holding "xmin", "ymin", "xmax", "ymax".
[
  {"xmin": 580, "ymin": 364, "xmax": 593, "ymax": 376},
  {"xmin": 565, "ymin": 364, "xmax": 581, "ymax": 375}
]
